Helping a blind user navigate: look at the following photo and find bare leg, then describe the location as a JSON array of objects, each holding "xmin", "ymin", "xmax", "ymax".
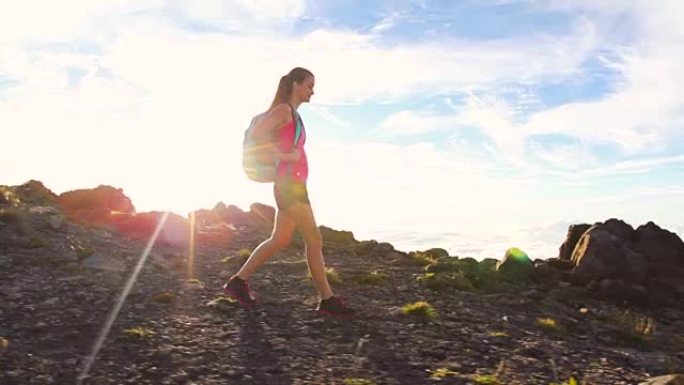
[
  {"xmin": 236, "ymin": 208, "xmax": 296, "ymax": 280},
  {"xmin": 289, "ymin": 202, "xmax": 333, "ymax": 299}
]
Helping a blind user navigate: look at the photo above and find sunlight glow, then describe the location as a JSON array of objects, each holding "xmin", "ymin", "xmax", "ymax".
[{"xmin": 77, "ymin": 211, "xmax": 170, "ymax": 385}]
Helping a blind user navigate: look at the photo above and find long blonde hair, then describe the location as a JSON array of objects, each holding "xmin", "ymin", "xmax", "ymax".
[{"xmin": 270, "ymin": 67, "xmax": 313, "ymax": 110}]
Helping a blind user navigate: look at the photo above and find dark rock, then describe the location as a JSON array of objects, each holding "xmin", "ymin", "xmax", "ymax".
[
  {"xmin": 496, "ymin": 247, "xmax": 532, "ymax": 281},
  {"xmin": 248, "ymin": 203, "xmax": 275, "ymax": 226},
  {"xmin": 59, "ymin": 185, "xmax": 135, "ymax": 226},
  {"xmin": 570, "ymin": 221, "xmax": 648, "ymax": 285},
  {"xmin": 422, "ymin": 248, "xmax": 449, "ymax": 259},
  {"xmin": 544, "ymin": 257, "xmax": 575, "ymax": 271},
  {"xmin": 530, "ymin": 261, "xmax": 563, "ymax": 285},
  {"xmin": 633, "ymin": 221, "xmax": 684, "ymax": 278},
  {"xmin": 425, "ymin": 257, "xmax": 460, "ymax": 274},
  {"xmin": 559, "ymin": 223, "xmax": 590, "ymax": 260},
  {"xmin": 110, "ymin": 212, "xmax": 190, "ymax": 247},
  {"xmin": 14, "ymin": 180, "xmax": 59, "ymax": 205},
  {"xmin": 319, "ymin": 226, "xmax": 356, "ymax": 246},
  {"xmin": 354, "ymin": 240, "xmax": 394, "ymax": 257},
  {"xmin": 221, "ymin": 205, "xmax": 251, "ymax": 227}
]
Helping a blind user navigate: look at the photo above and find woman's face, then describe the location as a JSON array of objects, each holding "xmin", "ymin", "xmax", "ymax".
[{"xmin": 294, "ymin": 75, "xmax": 315, "ymax": 103}]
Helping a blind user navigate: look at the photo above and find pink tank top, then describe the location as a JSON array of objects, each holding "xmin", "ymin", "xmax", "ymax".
[{"xmin": 276, "ymin": 111, "xmax": 307, "ymax": 183}]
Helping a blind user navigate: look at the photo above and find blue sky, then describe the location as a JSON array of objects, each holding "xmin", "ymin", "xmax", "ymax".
[{"xmin": 1, "ymin": 1, "xmax": 683, "ymax": 259}]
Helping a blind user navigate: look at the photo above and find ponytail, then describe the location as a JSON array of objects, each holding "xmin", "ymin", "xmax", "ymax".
[{"xmin": 269, "ymin": 67, "xmax": 313, "ymax": 110}]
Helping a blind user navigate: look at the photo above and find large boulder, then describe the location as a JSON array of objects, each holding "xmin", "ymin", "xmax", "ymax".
[
  {"xmin": 248, "ymin": 203, "xmax": 275, "ymax": 227},
  {"xmin": 421, "ymin": 248, "xmax": 449, "ymax": 259},
  {"xmin": 558, "ymin": 223, "xmax": 590, "ymax": 260},
  {"xmin": 110, "ymin": 211, "xmax": 190, "ymax": 248},
  {"xmin": 496, "ymin": 247, "xmax": 533, "ymax": 282},
  {"xmin": 633, "ymin": 221, "xmax": 684, "ymax": 278},
  {"xmin": 320, "ymin": 226, "xmax": 356, "ymax": 246},
  {"xmin": 59, "ymin": 185, "xmax": 135, "ymax": 225},
  {"xmin": 15, "ymin": 180, "xmax": 59, "ymax": 205},
  {"xmin": 221, "ymin": 204, "xmax": 253, "ymax": 228},
  {"xmin": 570, "ymin": 219, "xmax": 649, "ymax": 286},
  {"xmin": 567, "ymin": 219, "xmax": 684, "ymax": 303},
  {"xmin": 353, "ymin": 240, "xmax": 395, "ymax": 257}
]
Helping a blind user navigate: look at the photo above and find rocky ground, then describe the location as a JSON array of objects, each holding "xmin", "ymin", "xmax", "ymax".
[{"xmin": 1, "ymin": 182, "xmax": 684, "ymax": 385}]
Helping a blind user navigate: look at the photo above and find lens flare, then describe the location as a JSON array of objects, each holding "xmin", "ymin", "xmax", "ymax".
[
  {"xmin": 76, "ymin": 211, "xmax": 170, "ymax": 384},
  {"xmin": 188, "ymin": 211, "xmax": 196, "ymax": 280}
]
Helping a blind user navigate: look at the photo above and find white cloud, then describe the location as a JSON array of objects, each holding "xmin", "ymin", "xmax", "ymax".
[
  {"xmin": 180, "ymin": 0, "xmax": 305, "ymax": 30},
  {"xmin": 307, "ymin": 139, "xmax": 538, "ymax": 234},
  {"xmin": 1, "ymin": 0, "xmax": 682, "ymax": 256},
  {"xmin": 567, "ymin": 155, "xmax": 684, "ymax": 179},
  {"xmin": 307, "ymin": 105, "xmax": 350, "ymax": 127},
  {"xmin": 378, "ymin": 110, "xmax": 453, "ymax": 136},
  {"xmin": 0, "ymin": 1, "xmax": 163, "ymax": 47}
]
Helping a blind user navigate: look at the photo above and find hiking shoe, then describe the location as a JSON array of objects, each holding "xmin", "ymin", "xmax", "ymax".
[
  {"xmin": 223, "ymin": 276, "xmax": 256, "ymax": 307},
  {"xmin": 316, "ymin": 295, "xmax": 355, "ymax": 317}
]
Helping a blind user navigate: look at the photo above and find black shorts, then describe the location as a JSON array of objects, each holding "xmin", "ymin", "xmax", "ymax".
[{"xmin": 274, "ymin": 178, "xmax": 310, "ymax": 210}]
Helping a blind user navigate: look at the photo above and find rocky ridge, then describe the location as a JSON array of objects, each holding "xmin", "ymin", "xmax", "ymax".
[{"xmin": 1, "ymin": 180, "xmax": 684, "ymax": 385}]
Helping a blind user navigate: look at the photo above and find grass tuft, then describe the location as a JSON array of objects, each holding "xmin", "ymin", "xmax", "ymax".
[
  {"xmin": 152, "ymin": 291, "xmax": 177, "ymax": 304},
  {"xmin": 488, "ymin": 331, "xmax": 509, "ymax": 338},
  {"xmin": 356, "ymin": 270, "xmax": 389, "ymax": 285},
  {"xmin": 120, "ymin": 327, "xmax": 155, "ymax": 340},
  {"xmin": 473, "ymin": 374, "xmax": 502, "ymax": 384},
  {"xmin": 401, "ymin": 301, "xmax": 436, "ymax": 319},
  {"xmin": 343, "ymin": 379, "xmax": 376, "ymax": 385},
  {"xmin": 536, "ymin": 317, "xmax": 558, "ymax": 330},
  {"xmin": 326, "ymin": 267, "xmax": 342, "ymax": 284},
  {"xmin": 409, "ymin": 252, "xmax": 436, "ymax": 266},
  {"xmin": 430, "ymin": 368, "xmax": 460, "ymax": 379},
  {"xmin": 550, "ymin": 377, "xmax": 579, "ymax": 385}
]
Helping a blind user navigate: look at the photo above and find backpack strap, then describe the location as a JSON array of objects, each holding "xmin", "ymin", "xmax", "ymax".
[
  {"xmin": 290, "ymin": 104, "xmax": 302, "ymax": 148},
  {"xmin": 282, "ymin": 104, "xmax": 302, "ymax": 178}
]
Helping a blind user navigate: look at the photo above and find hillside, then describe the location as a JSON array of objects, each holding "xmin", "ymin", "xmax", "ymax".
[{"xmin": 1, "ymin": 181, "xmax": 683, "ymax": 385}]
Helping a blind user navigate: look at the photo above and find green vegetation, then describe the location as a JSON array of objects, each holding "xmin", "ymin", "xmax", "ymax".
[
  {"xmin": 0, "ymin": 207, "xmax": 22, "ymax": 223},
  {"xmin": 0, "ymin": 186, "xmax": 20, "ymax": 206},
  {"xmin": 429, "ymin": 368, "xmax": 460, "ymax": 379},
  {"xmin": 152, "ymin": 291, "xmax": 177, "ymax": 304},
  {"xmin": 0, "ymin": 337, "xmax": 8, "ymax": 351},
  {"xmin": 0, "ymin": 207, "xmax": 30, "ymax": 234},
  {"xmin": 488, "ymin": 331, "xmax": 509, "ymax": 338},
  {"xmin": 28, "ymin": 235, "xmax": 51, "ymax": 249},
  {"xmin": 549, "ymin": 377, "xmax": 578, "ymax": 385},
  {"xmin": 356, "ymin": 270, "xmax": 389, "ymax": 285},
  {"xmin": 238, "ymin": 248, "xmax": 251, "ymax": 258},
  {"xmin": 416, "ymin": 272, "xmax": 474, "ymax": 291},
  {"xmin": 120, "ymin": 327, "xmax": 155, "ymax": 340},
  {"xmin": 537, "ymin": 317, "xmax": 558, "ymax": 331},
  {"xmin": 401, "ymin": 301, "xmax": 436, "ymax": 319},
  {"xmin": 325, "ymin": 267, "xmax": 342, "ymax": 284},
  {"xmin": 597, "ymin": 308, "xmax": 656, "ymax": 348},
  {"xmin": 409, "ymin": 251, "xmax": 436, "ymax": 266},
  {"xmin": 473, "ymin": 374, "xmax": 502, "ymax": 384},
  {"xmin": 343, "ymin": 379, "xmax": 376, "ymax": 385}
]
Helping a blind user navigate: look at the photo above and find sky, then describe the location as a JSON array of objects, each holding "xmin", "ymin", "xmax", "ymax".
[{"xmin": 2, "ymin": 0, "xmax": 683, "ymax": 259}]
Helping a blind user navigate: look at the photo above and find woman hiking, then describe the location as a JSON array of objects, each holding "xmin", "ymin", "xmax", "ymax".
[{"xmin": 223, "ymin": 67, "xmax": 355, "ymax": 317}]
